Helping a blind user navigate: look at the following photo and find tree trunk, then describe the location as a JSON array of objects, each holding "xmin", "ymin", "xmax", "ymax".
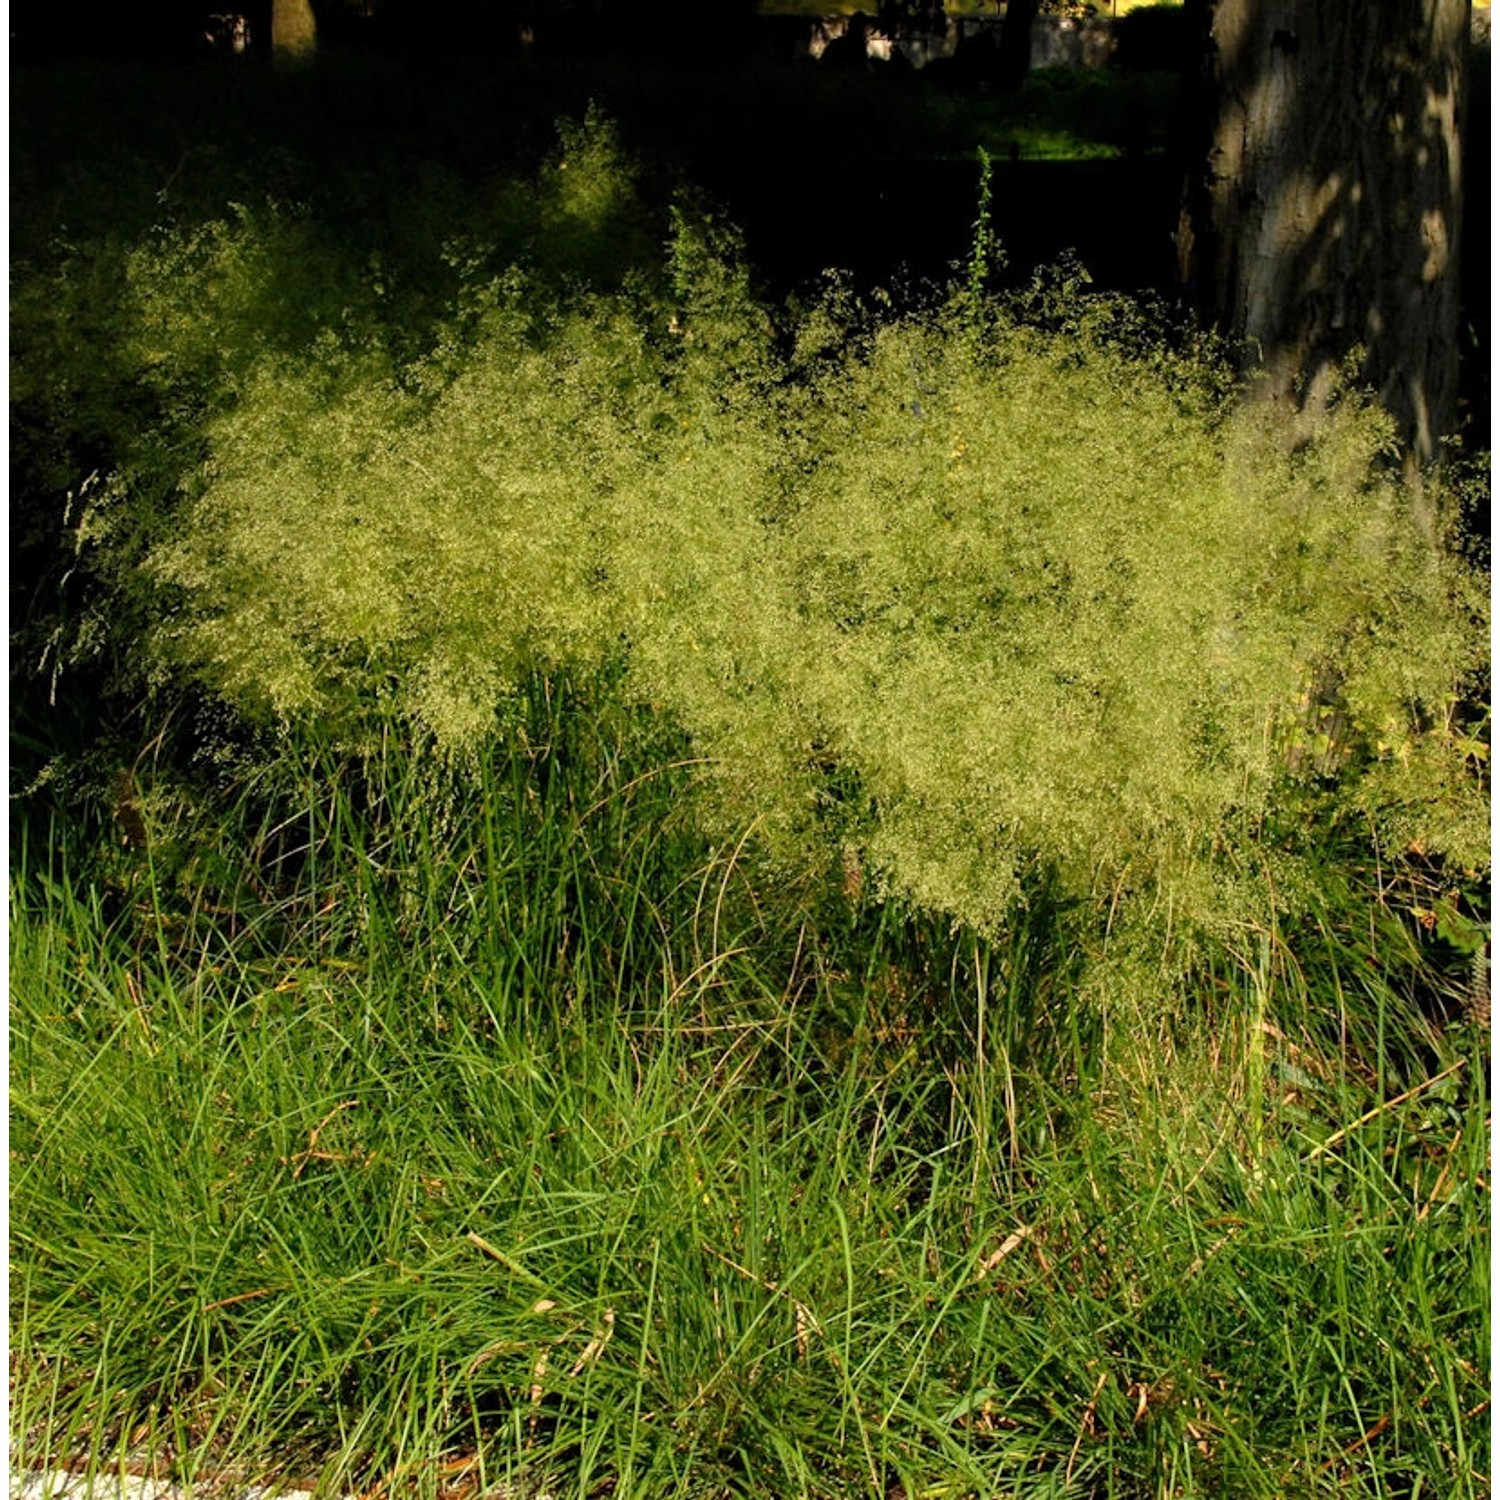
[
  {"xmin": 1177, "ymin": 0, "xmax": 1469, "ymax": 472},
  {"xmin": 272, "ymin": 0, "xmax": 317, "ymax": 57},
  {"xmin": 996, "ymin": 0, "xmax": 1038, "ymax": 88}
]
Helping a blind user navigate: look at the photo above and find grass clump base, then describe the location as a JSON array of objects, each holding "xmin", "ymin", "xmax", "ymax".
[{"xmin": 11, "ymin": 708, "xmax": 1491, "ymax": 1498}]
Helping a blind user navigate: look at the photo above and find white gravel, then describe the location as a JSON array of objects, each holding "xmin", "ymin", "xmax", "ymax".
[{"xmin": 10, "ymin": 1473, "xmax": 316, "ymax": 1500}]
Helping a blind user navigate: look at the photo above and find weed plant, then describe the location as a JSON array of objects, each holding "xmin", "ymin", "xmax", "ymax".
[{"xmin": 11, "ymin": 103, "xmax": 1491, "ymax": 1498}]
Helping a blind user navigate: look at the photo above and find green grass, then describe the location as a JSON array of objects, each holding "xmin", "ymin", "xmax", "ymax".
[
  {"xmin": 10, "ymin": 698, "xmax": 1490, "ymax": 1498},
  {"xmin": 10, "ymin": 48, "xmax": 1489, "ymax": 1500}
]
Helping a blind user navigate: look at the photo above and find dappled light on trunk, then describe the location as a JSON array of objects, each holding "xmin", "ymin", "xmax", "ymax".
[
  {"xmin": 272, "ymin": 0, "xmax": 317, "ymax": 58},
  {"xmin": 1179, "ymin": 0, "xmax": 1469, "ymax": 481}
]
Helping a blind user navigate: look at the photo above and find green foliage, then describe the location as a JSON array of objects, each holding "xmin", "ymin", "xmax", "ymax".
[
  {"xmin": 965, "ymin": 146, "xmax": 1002, "ymax": 305},
  {"xmin": 10, "ymin": 715, "xmax": 1489, "ymax": 1497},
  {"xmin": 11, "ymin": 84, "xmax": 1486, "ymax": 1500},
  {"xmin": 19, "ymin": 110, "xmax": 1488, "ymax": 984}
]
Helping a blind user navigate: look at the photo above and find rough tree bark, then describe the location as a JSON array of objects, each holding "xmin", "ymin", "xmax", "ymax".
[
  {"xmin": 996, "ymin": 0, "xmax": 1039, "ymax": 88},
  {"xmin": 272, "ymin": 0, "xmax": 317, "ymax": 57},
  {"xmin": 1177, "ymin": 0, "xmax": 1470, "ymax": 476}
]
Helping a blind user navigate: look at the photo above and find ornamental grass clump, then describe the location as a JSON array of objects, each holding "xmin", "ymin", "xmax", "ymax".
[
  {"xmin": 85, "ymin": 121, "xmax": 1485, "ymax": 967},
  {"xmin": 13, "ymin": 89, "xmax": 1490, "ymax": 1500},
  {"xmin": 742, "ymin": 305, "xmax": 1487, "ymax": 940}
]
